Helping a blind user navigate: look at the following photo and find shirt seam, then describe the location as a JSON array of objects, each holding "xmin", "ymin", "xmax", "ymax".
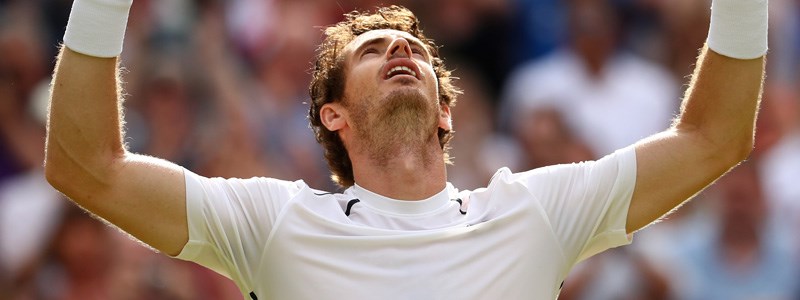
[{"xmin": 254, "ymin": 185, "xmax": 305, "ymax": 282}]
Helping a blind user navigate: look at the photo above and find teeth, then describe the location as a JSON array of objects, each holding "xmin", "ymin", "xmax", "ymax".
[{"xmin": 386, "ymin": 66, "xmax": 417, "ymax": 78}]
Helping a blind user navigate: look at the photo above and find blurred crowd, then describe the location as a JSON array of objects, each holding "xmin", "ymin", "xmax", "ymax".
[{"xmin": 0, "ymin": 0, "xmax": 799, "ymax": 299}]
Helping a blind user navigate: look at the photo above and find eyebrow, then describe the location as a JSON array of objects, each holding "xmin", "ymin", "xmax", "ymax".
[{"xmin": 354, "ymin": 37, "xmax": 385, "ymax": 55}]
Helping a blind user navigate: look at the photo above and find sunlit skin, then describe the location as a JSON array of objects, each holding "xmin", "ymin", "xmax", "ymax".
[
  {"xmin": 46, "ymin": 8, "xmax": 763, "ymax": 259},
  {"xmin": 319, "ymin": 29, "xmax": 452, "ymax": 200}
]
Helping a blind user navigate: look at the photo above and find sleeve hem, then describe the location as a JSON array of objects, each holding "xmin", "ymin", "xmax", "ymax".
[
  {"xmin": 171, "ymin": 168, "xmax": 206, "ymax": 259},
  {"xmin": 173, "ymin": 240, "xmax": 205, "ymax": 260},
  {"xmin": 575, "ymin": 145, "xmax": 638, "ymax": 262},
  {"xmin": 576, "ymin": 228, "xmax": 634, "ymax": 262}
]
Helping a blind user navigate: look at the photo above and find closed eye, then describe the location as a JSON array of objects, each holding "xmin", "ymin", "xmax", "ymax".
[
  {"xmin": 362, "ymin": 48, "xmax": 379, "ymax": 57},
  {"xmin": 410, "ymin": 47, "xmax": 428, "ymax": 60}
]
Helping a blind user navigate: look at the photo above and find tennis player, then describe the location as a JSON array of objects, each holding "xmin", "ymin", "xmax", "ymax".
[{"xmin": 45, "ymin": 1, "xmax": 767, "ymax": 299}]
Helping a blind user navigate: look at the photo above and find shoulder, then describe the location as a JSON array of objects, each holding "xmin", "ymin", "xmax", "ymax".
[
  {"xmin": 483, "ymin": 146, "xmax": 637, "ymax": 192},
  {"xmin": 183, "ymin": 170, "xmax": 342, "ymax": 215},
  {"xmin": 185, "ymin": 171, "xmax": 306, "ymax": 196}
]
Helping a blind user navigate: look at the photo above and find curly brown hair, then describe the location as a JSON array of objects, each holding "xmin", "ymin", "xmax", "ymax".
[{"xmin": 308, "ymin": 5, "xmax": 460, "ymax": 188}]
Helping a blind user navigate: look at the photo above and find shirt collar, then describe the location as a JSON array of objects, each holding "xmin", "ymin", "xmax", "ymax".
[{"xmin": 350, "ymin": 183, "xmax": 453, "ymax": 215}]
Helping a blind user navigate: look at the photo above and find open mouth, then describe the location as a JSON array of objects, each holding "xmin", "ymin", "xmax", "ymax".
[
  {"xmin": 386, "ymin": 65, "xmax": 418, "ymax": 79},
  {"xmin": 382, "ymin": 58, "xmax": 421, "ymax": 80}
]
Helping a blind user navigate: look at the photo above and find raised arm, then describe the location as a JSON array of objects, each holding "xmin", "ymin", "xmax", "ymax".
[
  {"xmin": 44, "ymin": 0, "xmax": 188, "ymax": 255},
  {"xmin": 626, "ymin": 0, "xmax": 767, "ymax": 232}
]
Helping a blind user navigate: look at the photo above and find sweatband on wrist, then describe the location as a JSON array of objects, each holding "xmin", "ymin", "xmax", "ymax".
[
  {"xmin": 707, "ymin": 0, "xmax": 769, "ymax": 59},
  {"xmin": 63, "ymin": 0, "xmax": 134, "ymax": 58}
]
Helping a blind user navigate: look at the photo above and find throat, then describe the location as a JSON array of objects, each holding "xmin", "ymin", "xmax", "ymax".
[
  {"xmin": 370, "ymin": 136, "xmax": 436, "ymax": 167},
  {"xmin": 344, "ymin": 88, "xmax": 446, "ymax": 200},
  {"xmin": 352, "ymin": 139, "xmax": 447, "ymax": 200}
]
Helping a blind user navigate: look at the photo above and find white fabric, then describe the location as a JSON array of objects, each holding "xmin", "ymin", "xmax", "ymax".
[
  {"xmin": 0, "ymin": 171, "xmax": 63, "ymax": 276},
  {"xmin": 503, "ymin": 50, "xmax": 677, "ymax": 157},
  {"xmin": 63, "ymin": 0, "xmax": 133, "ymax": 57},
  {"xmin": 175, "ymin": 147, "xmax": 637, "ymax": 299},
  {"xmin": 707, "ymin": 0, "xmax": 769, "ymax": 59},
  {"xmin": 759, "ymin": 132, "xmax": 800, "ymax": 223}
]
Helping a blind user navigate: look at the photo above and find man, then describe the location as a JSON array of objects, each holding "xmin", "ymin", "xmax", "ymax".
[{"xmin": 45, "ymin": 1, "xmax": 767, "ymax": 299}]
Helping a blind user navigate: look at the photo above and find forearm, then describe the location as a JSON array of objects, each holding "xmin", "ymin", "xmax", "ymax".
[
  {"xmin": 45, "ymin": 46, "xmax": 126, "ymax": 197},
  {"xmin": 673, "ymin": 46, "xmax": 765, "ymax": 160},
  {"xmin": 673, "ymin": 0, "xmax": 767, "ymax": 159},
  {"xmin": 626, "ymin": 0, "xmax": 768, "ymax": 232},
  {"xmin": 628, "ymin": 50, "xmax": 764, "ymax": 231},
  {"xmin": 43, "ymin": 0, "xmax": 190, "ymax": 255}
]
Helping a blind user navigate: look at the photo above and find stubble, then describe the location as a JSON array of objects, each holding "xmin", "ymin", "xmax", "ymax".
[{"xmin": 347, "ymin": 88, "xmax": 439, "ymax": 167}]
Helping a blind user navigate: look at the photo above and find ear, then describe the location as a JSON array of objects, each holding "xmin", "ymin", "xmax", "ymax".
[
  {"xmin": 320, "ymin": 102, "xmax": 347, "ymax": 131},
  {"xmin": 438, "ymin": 103, "xmax": 452, "ymax": 131}
]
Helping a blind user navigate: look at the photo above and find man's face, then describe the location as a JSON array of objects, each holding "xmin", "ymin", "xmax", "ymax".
[
  {"xmin": 341, "ymin": 29, "xmax": 439, "ymax": 103},
  {"xmin": 324, "ymin": 29, "xmax": 450, "ymax": 161}
]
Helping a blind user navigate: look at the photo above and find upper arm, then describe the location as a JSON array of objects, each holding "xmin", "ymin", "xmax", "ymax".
[
  {"xmin": 626, "ymin": 49, "xmax": 764, "ymax": 233},
  {"xmin": 627, "ymin": 130, "xmax": 736, "ymax": 233},
  {"xmin": 50, "ymin": 153, "xmax": 190, "ymax": 256},
  {"xmin": 46, "ymin": 48, "xmax": 190, "ymax": 256}
]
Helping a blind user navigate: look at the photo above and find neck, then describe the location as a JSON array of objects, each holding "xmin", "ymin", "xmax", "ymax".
[{"xmin": 351, "ymin": 140, "xmax": 447, "ymax": 200}]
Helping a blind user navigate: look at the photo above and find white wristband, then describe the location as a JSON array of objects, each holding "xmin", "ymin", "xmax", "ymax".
[
  {"xmin": 707, "ymin": 0, "xmax": 769, "ymax": 59},
  {"xmin": 63, "ymin": 0, "xmax": 133, "ymax": 58}
]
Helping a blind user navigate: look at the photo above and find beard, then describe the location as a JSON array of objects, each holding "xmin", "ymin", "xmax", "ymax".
[{"xmin": 346, "ymin": 88, "xmax": 440, "ymax": 166}]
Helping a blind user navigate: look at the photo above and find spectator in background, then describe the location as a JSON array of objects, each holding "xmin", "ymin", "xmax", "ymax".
[
  {"xmin": 445, "ymin": 65, "xmax": 518, "ymax": 190},
  {"xmin": 540, "ymin": 93, "xmax": 672, "ymax": 300},
  {"xmin": 512, "ymin": 107, "xmax": 593, "ymax": 169},
  {"xmin": 0, "ymin": 9, "xmax": 65, "ymax": 297},
  {"xmin": 18, "ymin": 205, "xmax": 240, "ymax": 300},
  {"xmin": 0, "ymin": 5, "xmax": 49, "ymax": 181},
  {"xmin": 110, "ymin": 225, "xmax": 241, "ymax": 300},
  {"xmin": 127, "ymin": 54, "xmax": 198, "ymax": 169},
  {"xmin": 504, "ymin": 1, "xmax": 683, "ymax": 298},
  {"xmin": 559, "ymin": 247, "xmax": 672, "ymax": 300},
  {"xmin": 502, "ymin": 0, "xmax": 677, "ymax": 158},
  {"xmin": 753, "ymin": 82, "xmax": 800, "ymax": 257},
  {"xmin": 410, "ymin": 0, "xmax": 516, "ymax": 101},
  {"xmin": 510, "ymin": 0, "xmax": 566, "ymax": 62},
  {"xmin": 767, "ymin": 0, "xmax": 799, "ymax": 84},
  {"xmin": 0, "ymin": 0, "xmax": 798, "ymax": 299},
  {"xmin": 30, "ymin": 206, "xmax": 116, "ymax": 300},
  {"xmin": 632, "ymin": 0, "xmax": 711, "ymax": 80},
  {"xmin": 244, "ymin": 1, "xmax": 332, "ymax": 188},
  {"xmin": 676, "ymin": 162, "xmax": 800, "ymax": 300},
  {"xmin": 0, "ymin": 164, "xmax": 64, "ymax": 298}
]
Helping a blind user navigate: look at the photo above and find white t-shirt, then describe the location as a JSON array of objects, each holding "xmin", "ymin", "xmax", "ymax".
[{"xmin": 175, "ymin": 147, "xmax": 637, "ymax": 300}]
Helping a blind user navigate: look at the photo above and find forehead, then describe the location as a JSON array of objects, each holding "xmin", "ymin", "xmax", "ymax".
[{"xmin": 343, "ymin": 29, "xmax": 424, "ymax": 53}]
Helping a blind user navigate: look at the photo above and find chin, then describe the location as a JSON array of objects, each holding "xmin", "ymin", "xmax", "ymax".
[
  {"xmin": 380, "ymin": 91, "xmax": 426, "ymax": 118},
  {"xmin": 349, "ymin": 85, "xmax": 438, "ymax": 146},
  {"xmin": 384, "ymin": 86, "xmax": 433, "ymax": 105},
  {"xmin": 379, "ymin": 90, "xmax": 437, "ymax": 133}
]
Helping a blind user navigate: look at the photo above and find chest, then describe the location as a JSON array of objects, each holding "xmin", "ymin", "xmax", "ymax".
[{"xmin": 253, "ymin": 202, "xmax": 566, "ymax": 299}]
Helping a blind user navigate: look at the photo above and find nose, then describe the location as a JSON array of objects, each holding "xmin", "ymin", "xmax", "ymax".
[{"xmin": 386, "ymin": 37, "xmax": 413, "ymax": 59}]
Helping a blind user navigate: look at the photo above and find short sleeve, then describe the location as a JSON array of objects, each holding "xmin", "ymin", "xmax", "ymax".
[
  {"xmin": 508, "ymin": 146, "xmax": 637, "ymax": 265},
  {"xmin": 174, "ymin": 169, "xmax": 303, "ymax": 291}
]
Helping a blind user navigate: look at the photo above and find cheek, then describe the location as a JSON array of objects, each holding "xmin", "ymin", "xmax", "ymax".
[
  {"xmin": 431, "ymin": 79, "xmax": 441, "ymax": 102},
  {"xmin": 345, "ymin": 65, "xmax": 378, "ymax": 94},
  {"xmin": 424, "ymin": 66, "xmax": 439, "ymax": 96}
]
